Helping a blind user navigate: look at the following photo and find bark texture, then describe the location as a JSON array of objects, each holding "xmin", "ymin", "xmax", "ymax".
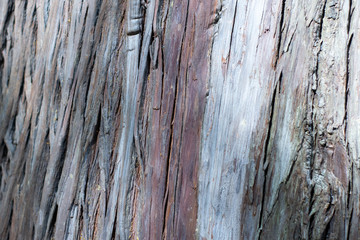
[{"xmin": 0, "ymin": 0, "xmax": 359, "ymax": 239}]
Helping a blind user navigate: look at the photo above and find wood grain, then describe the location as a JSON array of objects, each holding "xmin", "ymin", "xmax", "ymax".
[{"xmin": 0, "ymin": 0, "xmax": 359, "ymax": 239}]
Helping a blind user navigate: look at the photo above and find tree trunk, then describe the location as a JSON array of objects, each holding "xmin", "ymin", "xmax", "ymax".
[{"xmin": 0, "ymin": 0, "xmax": 358, "ymax": 239}]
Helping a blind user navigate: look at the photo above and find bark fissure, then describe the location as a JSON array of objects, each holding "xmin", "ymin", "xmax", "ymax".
[
  {"xmin": 303, "ymin": 2, "xmax": 329, "ymax": 239},
  {"xmin": 209, "ymin": 3, "xmax": 223, "ymax": 27},
  {"xmin": 274, "ymin": 0, "xmax": 286, "ymax": 68},
  {"xmin": 227, "ymin": 0, "xmax": 238, "ymax": 69},
  {"xmin": 346, "ymin": 207, "xmax": 353, "ymax": 240},
  {"xmin": 317, "ymin": 0, "xmax": 328, "ymax": 39},
  {"xmin": 258, "ymin": 72, "xmax": 282, "ymax": 230},
  {"xmin": 1, "ymin": 0, "xmax": 14, "ymax": 33},
  {"xmin": 321, "ymin": 211, "xmax": 334, "ymax": 240},
  {"xmin": 347, "ymin": 0, "xmax": 353, "ymax": 34},
  {"xmin": 162, "ymin": 0, "xmax": 191, "ymax": 236},
  {"xmin": 1, "ymin": 0, "xmax": 359, "ymax": 239},
  {"xmin": 344, "ymin": 33, "xmax": 353, "ymax": 137},
  {"xmin": 0, "ymin": 0, "xmax": 14, "ymax": 89}
]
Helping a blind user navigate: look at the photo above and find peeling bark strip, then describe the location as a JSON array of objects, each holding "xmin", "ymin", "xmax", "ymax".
[{"xmin": 1, "ymin": 0, "xmax": 360, "ymax": 239}]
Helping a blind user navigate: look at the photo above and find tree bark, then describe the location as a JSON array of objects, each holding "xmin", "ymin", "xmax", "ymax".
[{"xmin": 0, "ymin": 0, "xmax": 359, "ymax": 239}]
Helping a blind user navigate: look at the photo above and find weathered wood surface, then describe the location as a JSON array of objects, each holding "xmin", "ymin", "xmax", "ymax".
[{"xmin": 0, "ymin": 0, "xmax": 359, "ymax": 239}]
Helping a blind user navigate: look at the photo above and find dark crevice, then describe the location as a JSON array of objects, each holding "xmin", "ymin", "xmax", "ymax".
[
  {"xmin": 114, "ymin": 76, "xmax": 122, "ymax": 116},
  {"xmin": 18, "ymin": 155, "xmax": 27, "ymax": 191},
  {"xmin": 347, "ymin": 162, "xmax": 353, "ymax": 208},
  {"xmin": 72, "ymin": 6, "xmax": 89, "ymax": 83},
  {"xmin": 155, "ymin": 0, "xmax": 165, "ymax": 32},
  {"xmin": 52, "ymin": 78, "xmax": 62, "ymax": 134},
  {"xmin": 346, "ymin": 178, "xmax": 351, "ymax": 209},
  {"xmin": 160, "ymin": 0, "xmax": 169, "ymax": 41},
  {"xmin": 284, "ymin": 25, "xmax": 296, "ymax": 52},
  {"xmin": 258, "ymin": 72, "xmax": 282, "ymax": 230},
  {"xmin": 306, "ymin": 7, "xmax": 327, "ymax": 225},
  {"xmin": 161, "ymin": 44, "xmax": 179, "ymax": 240},
  {"xmin": 344, "ymin": 33, "xmax": 353, "ymax": 136},
  {"xmin": 226, "ymin": 0, "xmax": 238, "ymax": 69},
  {"xmin": 43, "ymin": 0, "xmax": 50, "ymax": 28},
  {"xmin": 149, "ymin": 33, "xmax": 158, "ymax": 70},
  {"xmin": 5, "ymin": 200, "xmax": 14, "ymax": 240},
  {"xmin": 318, "ymin": 0, "xmax": 328, "ymax": 40},
  {"xmin": 0, "ymin": 51, "xmax": 4, "ymax": 87},
  {"xmin": 111, "ymin": 205, "xmax": 117, "ymax": 239},
  {"xmin": 0, "ymin": 0, "xmax": 14, "ymax": 90},
  {"xmin": 274, "ymin": 0, "xmax": 286, "ymax": 68},
  {"xmin": 159, "ymin": 35, "xmax": 165, "ymax": 117},
  {"xmin": 83, "ymin": 50, "xmax": 97, "ymax": 117},
  {"xmin": 346, "ymin": 208, "xmax": 353, "ymax": 240},
  {"xmin": 321, "ymin": 212, "xmax": 334, "ymax": 240},
  {"xmin": 36, "ymin": 130, "xmax": 52, "ymax": 239},
  {"xmin": 134, "ymin": 130, "xmax": 144, "ymax": 176},
  {"xmin": 137, "ymin": 5, "xmax": 147, "ymax": 68},
  {"xmin": 110, "ymin": 215, "xmax": 117, "ymax": 239},
  {"xmin": 162, "ymin": 0, "xmax": 190, "ymax": 236},
  {"xmin": 82, "ymin": 159, "xmax": 90, "ymax": 208},
  {"xmin": 127, "ymin": 29, "xmax": 143, "ymax": 36},
  {"xmin": 21, "ymin": 0, "xmax": 28, "ymax": 33},
  {"xmin": 94, "ymin": 0, "xmax": 103, "ymax": 26},
  {"xmin": 325, "ymin": 186, "xmax": 333, "ymax": 213},
  {"xmin": 172, "ymin": 165, "xmax": 181, "ymax": 234},
  {"xmin": 285, "ymin": 156, "xmax": 296, "ymax": 183},
  {"xmin": 308, "ymin": 185, "xmax": 315, "ymax": 240},
  {"xmin": 347, "ymin": 0, "xmax": 353, "ymax": 34},
  {"xmin": 54, "ymin": 78, "xmax": 62, "ymax": 108},
  {"xmin": 32, "ymin": 225, "xmax": 35, "ymax": 239},
  {"xmin": 92, "ymin": 107, "xmax": 102, "ymax": 145},
  {"xmin": 90, "ymin": 1, "xmax": 104, "ymax": 54},
  {"xmin": 83, "ymin": 106, "xmax": 100, "ymax": 208},
  {"xmin": 18, "ymin": 68, "xmax": 25, "ymax": 99},
  {"xmin": 91, "ymin": 202, "xmax": 100, "ymax": 239},
  {"xmin": 134, "ymin": 0, "xmax": 154, "ymax": 177},
  {"xmin": 30, "ymin": 7, "xmax": 38, "ymax": 73},
  {"xmin": 344, "ymin": 18, "xmax": 353, "ymax": 240},
  {"xmin": 346, "ymin": 161, "xmax": 353, "ymax": 240},
  {"xmin": 1, "ymin": 140, "xmax": 8, "ymax": 160},
  {"xmin": 0, "ymin": 167, "xmax": 2, "ymax": 194},
  {"xmin": 134, "ymin": 49, "xmax": 151, "ymax": 172},
  {"xmin": 1, "ymin": 0, "xmax": 14, "ymax": 33},
  {"xmin": 137, "ymin": 56, "xmax": 151, "ymax": 151},
  {"xmin": 162, "ymin": 108, "xmax": 174, "ymax": 237},
  {"xmin": 34, "ymin": 74, "xmax": 45, "ymax": 127},
  {"xmin": 63, "ymin": 201, "xmax": 76, "ymax": 240},
  {"xmin": 78, "ymin": 205, "xmax": 84, "ymax": 240},
  {"xmin": 46, "ymin": 204, "xmax": 58, "ymax": 239},
  {"xmin": 209, "ymin": 3, "xmax": 223, "ymax": 27},
  {"xmin": 43, "ymin": 121, "xmax": 70, "ymax": 235}
]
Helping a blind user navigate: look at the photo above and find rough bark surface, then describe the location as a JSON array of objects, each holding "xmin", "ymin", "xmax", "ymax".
[{"xmin": 0, "ymin": 0, "xmax": 359, "ymax": 239}]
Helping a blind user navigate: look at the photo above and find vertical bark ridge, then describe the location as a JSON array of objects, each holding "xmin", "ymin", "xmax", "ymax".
[{"xmin": 1, "ymin": 0, "xmax": 360, "ymax": 239}]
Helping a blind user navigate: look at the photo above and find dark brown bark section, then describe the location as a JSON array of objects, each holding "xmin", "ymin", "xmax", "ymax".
[{"xmin": 134, "ymin": 0, "xmax": 215, "ymax": 238}]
